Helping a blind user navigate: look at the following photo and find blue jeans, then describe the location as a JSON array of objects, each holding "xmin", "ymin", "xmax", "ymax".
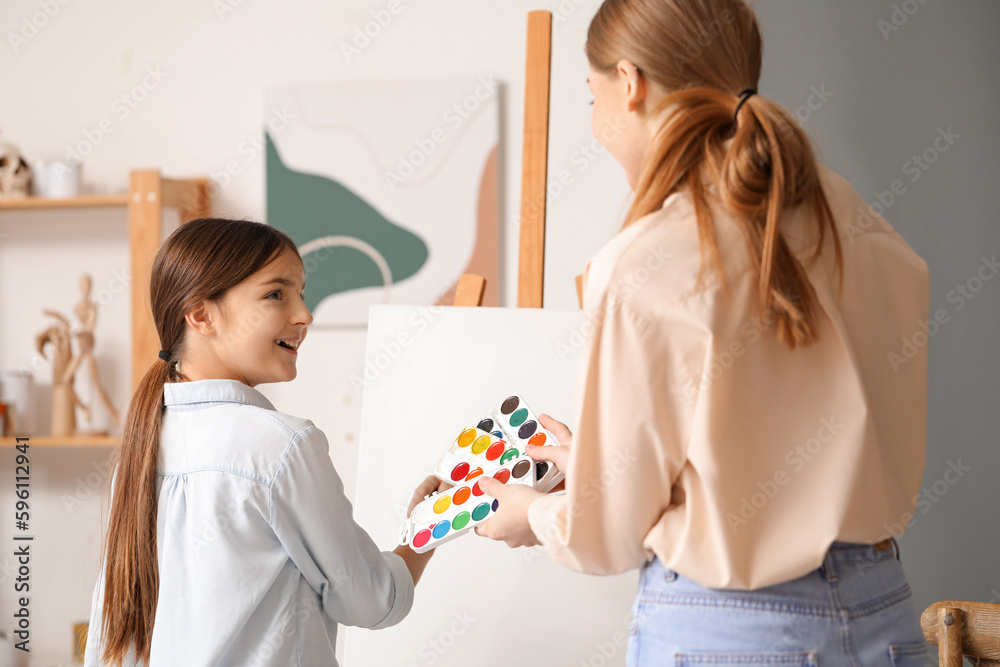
[{"xmin": 626, "ymin": 540, "xmax": 930, "ymax": 666}]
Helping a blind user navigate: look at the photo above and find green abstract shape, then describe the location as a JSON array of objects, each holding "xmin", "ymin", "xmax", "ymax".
[{"xmin": 266, "ymin": 132, "xmax": 429, "ymax": 312}]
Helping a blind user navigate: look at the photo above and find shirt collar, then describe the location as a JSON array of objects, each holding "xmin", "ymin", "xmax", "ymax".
[{"xmin": 162, "ymin": 378, "xmax": 276, "ymax": 411}]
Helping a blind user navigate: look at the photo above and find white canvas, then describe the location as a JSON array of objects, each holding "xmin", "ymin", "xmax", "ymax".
[{"xmin": 345, "ymin": 305, "xmax": 637, "ymax": 667}]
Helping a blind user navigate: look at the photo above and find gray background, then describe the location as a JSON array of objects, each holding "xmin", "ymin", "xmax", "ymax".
[{"xmin": 753, "ymin": 0, "xmax": 1000, "ymax": 612}]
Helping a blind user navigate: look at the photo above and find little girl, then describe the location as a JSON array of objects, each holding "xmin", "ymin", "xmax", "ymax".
[{"xmin": 84, "ymin": 217, "xmax": 436, "ymax": 666}]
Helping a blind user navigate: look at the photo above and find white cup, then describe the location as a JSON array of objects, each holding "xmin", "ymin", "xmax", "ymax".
[
  {"xmin": 0, "ymin": 371, "xmax": 34, "ymax": 435},
  {"xmin": 32, "ymin": 160, "xmax": 81, "ymax": 198}
]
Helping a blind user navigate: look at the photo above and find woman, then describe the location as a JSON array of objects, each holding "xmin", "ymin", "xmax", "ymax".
[{"xmin": 474, "ymin": 0, "xmax": 931, "ymax": 663}]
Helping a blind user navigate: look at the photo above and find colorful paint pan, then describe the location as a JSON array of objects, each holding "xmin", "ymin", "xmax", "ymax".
[
  {"xmin": 489, "ymin": 394, "xmax": 550, "ymax": 451},
  {"xmin": 400, "ymin": 453, "xmax": 537, "ymax": 554},
  {"xmin": 475, "ymin": 417, "xmax": 507, "ymax": 440},
  {"xmin": 432, "ymin": 426, "xmax": 522, "ymax": 483},
  {"xmin": 489, "ymin": 392, "xmax": 565, "ymax": 493}
]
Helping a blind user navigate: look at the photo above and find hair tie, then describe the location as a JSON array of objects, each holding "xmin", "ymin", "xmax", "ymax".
[
  {"xmin": 734, "ymin": 89, "xmax": 757, "ymax": 124},
  {"xmin": 158, "ymin": 350, "xmax": 171, "ymax": 362}
]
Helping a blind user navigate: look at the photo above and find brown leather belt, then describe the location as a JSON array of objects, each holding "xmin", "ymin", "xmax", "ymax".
[{"xmin": 873, "ymin": 537, "xmax": 894, "ymax": 552}]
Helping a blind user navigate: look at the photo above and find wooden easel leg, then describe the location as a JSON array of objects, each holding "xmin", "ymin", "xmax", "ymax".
[
  {"xmin": 517, "ymin": 11, "xmax": 552, "ymax": 309},
  {"xmin": 454, "ymin": 273, "xmax": 487, "ymax": 307}
]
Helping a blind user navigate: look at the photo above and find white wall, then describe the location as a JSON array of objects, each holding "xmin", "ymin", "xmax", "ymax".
[
  {"xmin": 1, "ymin": 1, "xmax": 625, "ymax": 662},
  {"xmin": 1, "ymin": 0, "xmax": 998, "ymax": 664}
]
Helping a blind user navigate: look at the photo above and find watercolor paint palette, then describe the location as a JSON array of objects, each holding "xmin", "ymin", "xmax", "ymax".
[
  {"xmin": 401, "ymin": 453, "xmax": 537, "ymax": 554},
  {"xmin": 432, "ymin": 427, "xmax": 522, "ymax": 483},
  {"xmin": 402, "ymin": 392, "xmax": 565, "ymax": 553},
  {"xmin": 489, "ymin": 393, "xmax": 564, "ymax": 493}
]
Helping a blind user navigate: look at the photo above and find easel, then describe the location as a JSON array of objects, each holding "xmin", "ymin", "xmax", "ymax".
[{"xmin": 453, "ymin": 11, "xmax": 587, "ymax": 310}]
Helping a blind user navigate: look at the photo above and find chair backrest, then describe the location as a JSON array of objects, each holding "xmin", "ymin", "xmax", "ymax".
[{"xmin": 921, "ymin": 601, "xmax": 1000, "ymax": 667}]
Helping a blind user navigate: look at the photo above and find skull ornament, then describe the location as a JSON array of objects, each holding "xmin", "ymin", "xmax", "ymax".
[{"xmin": 0, "ymin": 137, "xmax": 31, "ymax": 198}]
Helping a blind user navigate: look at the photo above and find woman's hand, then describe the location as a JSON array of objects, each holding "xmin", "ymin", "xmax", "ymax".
[
  {"xmin": 473, "ymin": 479, "xmax": 545, "ymax": 547},
  {"xmin": 527, "ymin": 414, "xmax": 572, "ymax": 489},
  {"xmin": 407, "ymin": 475, "xmax": 453, "ymax": 518},
  {"xmin": 474, "ymin": 413, "xmax": 574, "ymax": 547}
]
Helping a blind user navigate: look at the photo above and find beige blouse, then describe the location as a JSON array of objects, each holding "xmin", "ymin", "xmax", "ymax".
[{"xmin": 527, "ymin": 164, "xmax": 929, "ymax": 590}]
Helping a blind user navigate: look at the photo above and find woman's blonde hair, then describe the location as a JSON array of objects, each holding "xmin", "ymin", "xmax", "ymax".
[{"xmin": 587, "ymin": 0, "xmax": 843, "ymax": 348}]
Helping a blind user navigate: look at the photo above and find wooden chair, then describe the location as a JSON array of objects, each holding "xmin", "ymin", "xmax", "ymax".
[{"xmin": 921, "ymin": 601, "xmax": 1000, "ymax": 666}]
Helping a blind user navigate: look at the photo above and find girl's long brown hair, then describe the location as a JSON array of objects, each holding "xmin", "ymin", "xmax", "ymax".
[
  {"xmin": 99, "ymin": 218, "xmax": 300, "ymax": 665},
  {"xmin": 588, "ymin": 0, "xmax": 843, "ymax": 347}
]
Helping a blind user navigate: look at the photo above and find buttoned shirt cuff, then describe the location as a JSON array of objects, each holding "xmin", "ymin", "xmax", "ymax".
[{"xmin": 369, "ymin": 550, "xmax": 415, "ymax": 630}]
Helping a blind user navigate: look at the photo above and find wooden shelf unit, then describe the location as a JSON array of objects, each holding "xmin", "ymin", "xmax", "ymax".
[
  {"xmin": 0, "ymin": 170, "xmax": 211, "ymax": 447},
  {"xmin": 0, "ymin": 435, "xmax": 118, "ymax": 447},
  {"xmin": 0, "ymin": 194, "xmax": 130, "ymax": 209}
]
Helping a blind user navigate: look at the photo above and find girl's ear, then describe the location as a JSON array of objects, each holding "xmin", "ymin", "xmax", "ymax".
[{"xmin": 184, "ymin": 299, "xmax": 218, "ymax": 336}]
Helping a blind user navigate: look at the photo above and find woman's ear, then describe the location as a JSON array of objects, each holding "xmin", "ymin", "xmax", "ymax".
[{"xmin": 617, "ymin": 59, "xmax": 646, "ymax": 112}]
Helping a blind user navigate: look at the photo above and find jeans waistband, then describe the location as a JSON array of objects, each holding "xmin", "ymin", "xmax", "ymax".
[
  {"xmin": 643, "ymin": 538, "xmax": 902, "ymax": 588},
  {"xmin": 819, "ymin": 538, "xmax": 900, "ymax": 581}
]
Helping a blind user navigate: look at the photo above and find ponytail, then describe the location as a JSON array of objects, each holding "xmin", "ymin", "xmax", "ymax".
[
  {"xmin": 625, "ymin": 87, "xmax": 843, "ymax": 348},
  {"xmin": 99, "ymin": 355, "xmax": 179, "ymax": 665},
  {"xmin": 587, "ymin": 0, "xmax": 844, "ymax": 349}
]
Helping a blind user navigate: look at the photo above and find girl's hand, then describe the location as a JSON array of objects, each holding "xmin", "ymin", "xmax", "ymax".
[
  {"xmin": 397, "ymin": 475, "xmax": 453, "ymax": 585},
  {"xmin": 407, "ymin": 475, "xmax": 453, "ymax": 518}
]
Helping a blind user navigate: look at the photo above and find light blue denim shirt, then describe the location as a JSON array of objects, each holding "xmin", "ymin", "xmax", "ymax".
[{"xmin": 84, "ymin": 378, "xmax": 413, "ymax": 666}]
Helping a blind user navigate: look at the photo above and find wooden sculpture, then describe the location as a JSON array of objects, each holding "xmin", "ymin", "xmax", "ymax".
[
  {"xmin": 36, "ymin": 274, "xmax": 120, "ymax": 437},
  {"xmin": 36, "ymin": 310, "xmax": 83, "ymax": 437}
]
